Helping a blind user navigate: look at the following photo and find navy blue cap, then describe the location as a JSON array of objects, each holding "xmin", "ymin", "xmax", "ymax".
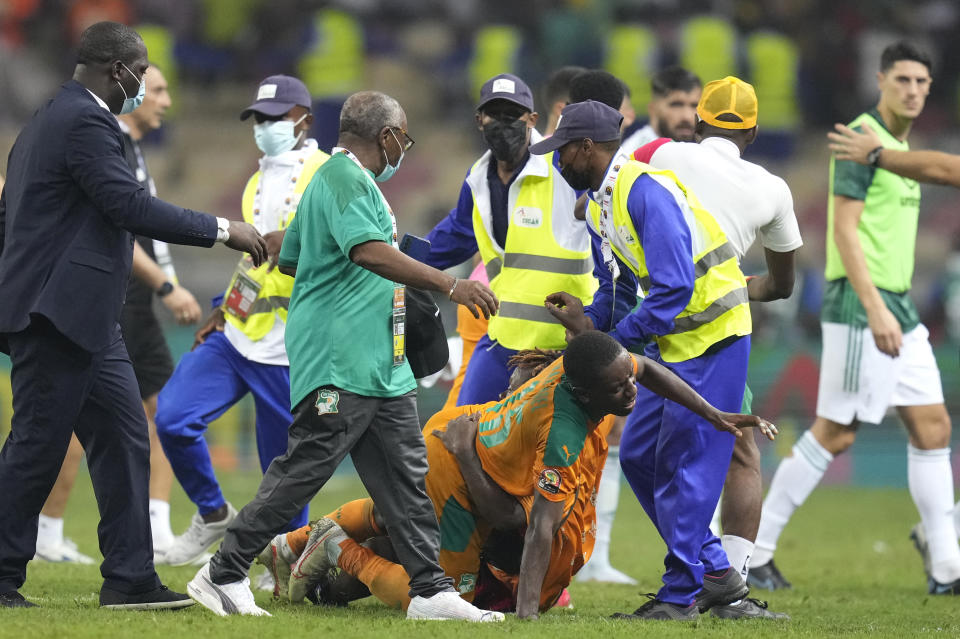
[
  {"xmin": 240, "ymin": 75, "xmax": 312, "ymax": 120},
  {"xmin": 477, "ymin": 73, "xmax": 535, "ymax": 112},
  {"xmin": 529, "ymin": 100, "xmax": 623, "ymax": 155}
]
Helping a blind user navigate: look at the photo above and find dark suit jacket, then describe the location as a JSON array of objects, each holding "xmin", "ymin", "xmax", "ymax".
[{"xmin": 0, "ymin": 80, "xmax": 218, "ymax": 353}]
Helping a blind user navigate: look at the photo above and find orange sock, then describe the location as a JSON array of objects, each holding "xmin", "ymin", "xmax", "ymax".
[
  {"xmin": 324, "ymin": 498, "xmax": 383, "ymax": 541},
  {"xmin": 285, "ymin": 525, "xmax": 311, "ymax": 557},
  {"xmin": 337, "ymin": 538, "xmax": 411, "ymax": 611}
]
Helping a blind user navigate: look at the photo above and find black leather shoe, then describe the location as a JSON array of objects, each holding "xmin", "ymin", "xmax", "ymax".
[
  {"xmin": 0, "ymin": 591, "xmax": 37, "ymax": 608},
  {"xmin": 747, "ymin": 559, "xmax": 793, "ymax": 591},
  {"xmin": 100, "ymin": 585, "xmax": 195, "ymax": 610}
]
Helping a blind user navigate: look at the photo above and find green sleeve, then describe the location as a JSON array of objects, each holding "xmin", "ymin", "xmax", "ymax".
[
  {"xmin": 832, "ymin": 126, "xmax": 876, "ymax": 201},
  {"xmin": 329, "ymin": 186, "xmax": 390, "ymax": 259},
  {"xmin": 541, "ymin": 384, "xmax": 588, "ymax": 468},
  {"xmin": 278, "ymin": 212, "xmax": 301, "ymax": 267}
]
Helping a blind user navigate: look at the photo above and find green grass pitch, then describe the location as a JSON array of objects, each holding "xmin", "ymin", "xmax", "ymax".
[{"xmin": 2, "ymin": 469, "xmax": 959, "ymax": 638}]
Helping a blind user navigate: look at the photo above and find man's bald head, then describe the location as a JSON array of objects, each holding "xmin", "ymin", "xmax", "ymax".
[{"xmin": 77, "ymin": 21, "xmax": 144, "ymax": 68}]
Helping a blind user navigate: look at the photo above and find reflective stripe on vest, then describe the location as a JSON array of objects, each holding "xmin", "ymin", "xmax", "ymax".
[
  {"xmin": 587, "ymin": 161, "xmax": 751, "ymax": 362},
  {"xmin": 223, "ymin": 148, "xmax": 329, "ymax": 341},
  {"xmin": 468, "ymin": 147, "xmax": 596, "ymax": 350}
]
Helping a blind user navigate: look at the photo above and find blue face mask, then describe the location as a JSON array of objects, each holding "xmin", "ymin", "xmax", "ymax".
[
  {"xmin": 117, "ymin": 63, "xmax": 145, "ymax": 115},
  {"xmin": 253, "ymin": 114, "xmax": 307, "ymax": 156},
  {"xmin": 375, "ymin": 129, "xmax": 404, "ymax": 182}
]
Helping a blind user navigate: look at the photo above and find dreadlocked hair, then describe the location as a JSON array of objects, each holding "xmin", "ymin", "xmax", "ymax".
[{"xmin": 507, "ymin": 349, "xmax": 562, "ymax": 378}]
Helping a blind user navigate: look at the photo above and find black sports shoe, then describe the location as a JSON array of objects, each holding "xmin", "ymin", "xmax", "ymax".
[
  {"xmin": 100, "ymin": 585, "xmax": 195, "ymax": 610},
  {"xmin": 0, "ymin": 591, "xmax": 37, "ymax": 608},
  {"xmin": 710, "ymin": 598, "xmax": 790, "ymax": 619},
  {"xmin": 611, "ymin": 594, "xmax": 699, "ymax": 621},
  {"xmin": 694, "ymin": 568, "xmax": 749, "ymax": 612},
  {"xmin": 747, "ymin": 560, "xmax": 792, "ymax": 591},
  {"xmin": 928, "ymin": 576, "xmax": 960, "ymax": 595}
]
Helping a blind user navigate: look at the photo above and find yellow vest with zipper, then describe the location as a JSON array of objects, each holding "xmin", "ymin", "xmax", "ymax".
[
  {"xmin": 468, "ymin": 148, "xmax": 597, "ymax": 351},
  {"xmin": 223, "ymin": 148, "xmax": 329, "ymax": 341},
  {"xmin": 587, "ymin": 160, "xmax": 750, "ymax": 362}
]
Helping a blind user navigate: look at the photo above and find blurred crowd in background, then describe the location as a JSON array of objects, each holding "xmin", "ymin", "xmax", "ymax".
[{"xmin": 2, "ymin": 0, "xmax": 960, "ymax": 482}]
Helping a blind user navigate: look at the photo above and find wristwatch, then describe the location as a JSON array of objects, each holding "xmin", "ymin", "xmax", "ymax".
[
  {"xmin": 866, "ymin": 145, "xmax": 884, "ymax": 168},
  {"xmin": 156, "ymin": 281, "xmax": 174, "ymax": 298}
]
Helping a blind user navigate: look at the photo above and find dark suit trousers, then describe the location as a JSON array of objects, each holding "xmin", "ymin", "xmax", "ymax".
[{"xmin": 0, "ymin": 317, "xmax": 160, "ymax": 595}]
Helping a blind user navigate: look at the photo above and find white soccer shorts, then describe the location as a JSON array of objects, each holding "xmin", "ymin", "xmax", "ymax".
[{"xmin": 816, "ymin": 322, "xmax": 944, "ymax": 425}]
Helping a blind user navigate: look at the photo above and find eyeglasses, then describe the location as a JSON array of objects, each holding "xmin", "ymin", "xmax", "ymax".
[{"xmin": 390, "ymin": 127, "xmax": 415, "ymax": 152}]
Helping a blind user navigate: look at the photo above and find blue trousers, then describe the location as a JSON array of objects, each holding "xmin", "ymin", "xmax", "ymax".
[
  {"xmin": 620, "ymin": 336, "xmax": 750, "ymax": 605},
  {"xmin": 155, "ymin": 331, "xmax": 308, "ymax": 531},
  {"xmin": 456, "ymin": 334, "xmax": 517, "ymax": 405}
]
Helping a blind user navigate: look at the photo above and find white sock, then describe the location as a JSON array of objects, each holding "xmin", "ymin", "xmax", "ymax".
[
  {"xmin": 953, "ymin": 500, "xmax": 960, "ymax": 536},
  {"xmin": 149, "ymin": 499, "xmax": 175, "ymax": 549},
  {"xmin": 752, "ymin": 430, "xmax": 833, "ymax": 567},
  {"xmin": 722, "ymin": 534, "xmax": 754, "ymax": 580},
  {"xmin": 37, "ymin": 514, "xmax": 64, "ymax": 549},
  {"xmin": 591, "ymin": 445, "xmax": 621, "ymax": 568},
  {"xmin": 274, "ymin": 534, "xmax": 297, "ymax": 564},
  {"xmin": 908, "ymin": 445, "xmax": 960, "ymax": 583}
]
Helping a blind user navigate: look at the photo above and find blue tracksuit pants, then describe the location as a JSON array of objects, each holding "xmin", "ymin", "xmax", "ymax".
[
  {"xmin": 155, "ymin": 331, "xmax": 308, "ymax": 531},
  {"xmin": 620, "ymin": 336, "xmax": 750, "ymax": 606},
  {"xmin": 456, "ymin": 334, "xmax": 517, "ymax": 405}
]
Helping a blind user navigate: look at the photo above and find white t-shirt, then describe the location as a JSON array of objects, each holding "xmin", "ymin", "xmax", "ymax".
[
  {"xmin": 223, "ymin": 138, "xmax": 319, "ymax": 367},
  {"xmin": 636, "ymin": 136, "xmax": 802, "ymax": 259},
  {"xmin": 619, "ymin": 123, "xmax": 658, "ymax": 156}
]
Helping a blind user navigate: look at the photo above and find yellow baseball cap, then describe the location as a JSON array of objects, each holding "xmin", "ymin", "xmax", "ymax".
[{"xmin": 697, "ymin": 76, "xmax": 758, "ymax": 130}]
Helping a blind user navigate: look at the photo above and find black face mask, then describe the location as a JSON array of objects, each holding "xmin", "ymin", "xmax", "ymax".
[
  {"xmin": 560, "ymin": 148, "xmax": 593, "ymax": 191},
  {"xmin": 482, "ymin": 118, "xmax": 528, "ymax": 162}
]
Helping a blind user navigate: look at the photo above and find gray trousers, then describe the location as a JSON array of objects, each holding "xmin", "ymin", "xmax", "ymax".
[{"xmin": 209, "ymin": 387, "xmax": 453, "ymax": 598}]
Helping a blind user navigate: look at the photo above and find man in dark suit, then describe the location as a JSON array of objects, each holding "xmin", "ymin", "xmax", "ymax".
[{"xmin": 0, "ymin": 21, "xmax": 267, "ymax": 609}]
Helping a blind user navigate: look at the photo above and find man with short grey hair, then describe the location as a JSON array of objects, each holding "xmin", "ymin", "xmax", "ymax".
[{"xmin": 187, "ymin": 90, "xmax": 504, "ymax": 621}]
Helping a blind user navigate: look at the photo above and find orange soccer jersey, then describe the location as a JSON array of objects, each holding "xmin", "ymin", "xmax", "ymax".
[{"xmin": 473, "ymin": 356, "xmax": 619, "ymax": 507}]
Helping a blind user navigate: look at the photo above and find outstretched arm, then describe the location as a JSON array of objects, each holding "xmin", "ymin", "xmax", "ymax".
[
  {"xmin": 635, "ymin": 355, "xmax": 777, "ymax": 440},
  {"xmin": 828, "ymin": 123, "xmax": 960, "ymax": 187}
]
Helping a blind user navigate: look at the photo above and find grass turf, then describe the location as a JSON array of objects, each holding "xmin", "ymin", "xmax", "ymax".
[{"xmin": 2, "ymin": 469, "xmax": 959, "ymax": 638}]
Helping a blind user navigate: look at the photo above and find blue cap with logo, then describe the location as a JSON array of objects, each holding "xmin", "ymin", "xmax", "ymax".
[
  {"xmin": 240, "ymin": 75, "xmax": 312, "ymax": 120},
  {"xmin": 477, "ymin": 73, "xmax": 535, "ymax": 112},
  {"xmin": 528, "ymin": 100, "xmax": 623, "ymax": 155}
]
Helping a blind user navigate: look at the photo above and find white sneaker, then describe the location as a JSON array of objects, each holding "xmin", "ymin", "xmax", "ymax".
[
  {"xmin": 575, "ymin": 561, "xmax": 637, "ymax": 585},
  {"xmin": 164, "ymin": 503, "xmax": 237, "ymax": 566},
  {"xmin": 186, "ymin": 562, "xmax": 271, "ymax": 616},
  {"xmin": 406, "ymin": 590, "xmax": 504, "ymax": 622},
  {"xmin": 34, "ymin": 538, "xmax": 96, "ymax": 565}
]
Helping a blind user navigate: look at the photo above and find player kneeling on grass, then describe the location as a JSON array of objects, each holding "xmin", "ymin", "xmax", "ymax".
[{"xmin": 258, "ymin": 331, "xmax": 776, "ymax": 619}]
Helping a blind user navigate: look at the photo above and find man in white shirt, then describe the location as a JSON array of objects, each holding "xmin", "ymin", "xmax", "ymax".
[
  {"xmin": 154, "ymin": 76, "xmax": 329, "ymax": 570},
  {"xmin": 621, "ymin": 66, "xmax": 702, "ymax": 154},
  {"xmin": 633, "ymin": 76, "xmax": 801, "ymax": 619}
]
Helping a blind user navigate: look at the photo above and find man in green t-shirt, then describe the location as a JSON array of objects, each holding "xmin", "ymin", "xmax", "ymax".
[
  {"xmin": 750, "ymin": 42, "xmax": 960, "ymax": 596},
  {"xmin": 187, "ymin": 91, "xmax": 506, "ymax": 621}
]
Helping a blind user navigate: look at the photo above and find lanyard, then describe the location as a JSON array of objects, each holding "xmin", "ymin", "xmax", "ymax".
[
  {"xmin": 593, "ymin": 152, "xmax": 630, "ymax": 282},
  {"xmin": 333, "ymin": 147, "xmax": 406, "ymax": 366}
]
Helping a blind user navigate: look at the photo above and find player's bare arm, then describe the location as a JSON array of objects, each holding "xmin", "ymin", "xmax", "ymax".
[
  {"xmin": 833, "ymin": 195, "xmax": 902, "ymax": 357},
  {"xmin": 431, "ymin": 412, "xmax": 526, "ymax": 530},
  {"xmin": 515, "ymin": 492, "xmax": 566, "ymax": 620},
  {"xmin": 635, "ymin": 356, "xmax": 777, "ymax": 440},
  {"xmin": 746, "ymin": 248, "xmax": 796, "ymax": 302},
  {"xmin": 828, "ymin": 123, "xmax": 960, "ymax": 187}
]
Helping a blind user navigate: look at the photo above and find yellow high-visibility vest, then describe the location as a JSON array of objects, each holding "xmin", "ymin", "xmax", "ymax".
[
  {"xmin": 223, "ymin": 148, "xmax": 329, "ymax": 341},
  {"xmin": 587, "ymin": 160, "xmax": 750, "ymax": 362},
  {"xmin": 468, "ymin": 150, "xmax": 596, "ymax": 351}
]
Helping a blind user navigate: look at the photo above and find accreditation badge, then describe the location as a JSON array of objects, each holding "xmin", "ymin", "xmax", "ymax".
[
  {"xmin": 392, "ymin": 283, "xmax": 406, "ymax": 366},
  {"xmin": 223, "ymin": 268, "xmax": 262, "ymax": 322}
]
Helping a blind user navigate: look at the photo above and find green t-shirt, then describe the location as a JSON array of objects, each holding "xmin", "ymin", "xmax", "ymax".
[
  {"xmin": 820, "ymin": 278, "xmax": 919, "ymax": 332},
  {"xmin": 279, "ymin": 153, "xmax": 415, "ymax": 407},
  {"xmin": 825, "ymin": 109, "xmax": 920, "ymax": 294}
]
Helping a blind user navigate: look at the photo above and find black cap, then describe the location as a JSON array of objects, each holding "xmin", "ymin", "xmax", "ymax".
[
  {"xmin": 528, "ymin": 100, "xmax": 622, "ymax": 155},
  {"xmin": 240, "ymin": 75, "xmax": 312, "ymax": 120},
  {"xmin": 477, "ymin": 73, "xmax": 535, "ymax": 112},
  {"xmin": 405, "ymin": 288, "xmax": 449, "ymax": 380}
]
